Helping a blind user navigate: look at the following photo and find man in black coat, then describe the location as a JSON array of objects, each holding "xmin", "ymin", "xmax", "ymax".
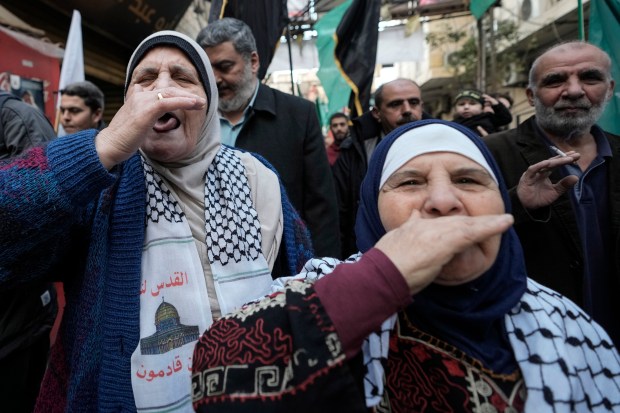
[
  {"xmin": 484, "ymin": 41, "xmax": 619, "ymax": 346},
  {"xmin": 332, "ymin": 79, "xmax": 427, "ymax": 258},
  {"xmin": 197, "ymin": 18, "xmax": 339, "ymax": 260}
]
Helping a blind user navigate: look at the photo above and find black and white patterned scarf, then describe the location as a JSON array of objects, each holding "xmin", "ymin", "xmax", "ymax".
[
  {"xmin": 203, "ymin": 146, "xmax": 271, "ymax": 314},
  {"xmin": 291, "ymin": 257, "xmax": 620, "ymax": 411},
  {"xmin": 132, "ymin": 147, "xmax": 272, "ymax": 412}
]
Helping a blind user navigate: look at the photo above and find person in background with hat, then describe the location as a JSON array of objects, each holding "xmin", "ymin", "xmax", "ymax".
[
  {"xmin": 452, "ymin": 89, "xmax": 512, "ymax": 136},
  {"xmin": 0, "ymin": 30, "xmax": 313, "ymax": 412}
]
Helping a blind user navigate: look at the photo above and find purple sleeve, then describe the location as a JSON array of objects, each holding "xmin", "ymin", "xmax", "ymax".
[{"xmin": 314, "ymin": 248, "xmax": 413, "ymax": 358}]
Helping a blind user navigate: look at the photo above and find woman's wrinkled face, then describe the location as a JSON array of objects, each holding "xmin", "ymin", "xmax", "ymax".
[
  {"xmin": 127, "ymin": 46, "xmax": 208, "ymax": 162},
  {"xmin": 378, "ymin": 152, "xmax": 504, "ymax": 285}
]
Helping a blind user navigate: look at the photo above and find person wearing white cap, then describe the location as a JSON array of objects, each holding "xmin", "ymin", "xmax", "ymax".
[{"xmin": 192, "ymin": 119, "xmax": 620, "ymax": 413}]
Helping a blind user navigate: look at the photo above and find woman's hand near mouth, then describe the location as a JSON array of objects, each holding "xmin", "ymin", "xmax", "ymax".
[{"xmin": 95, "ymin": 86, "xmax": 206, "ymax": 170}]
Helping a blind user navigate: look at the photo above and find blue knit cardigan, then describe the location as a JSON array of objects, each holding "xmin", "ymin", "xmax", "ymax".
[{"xmin": 0, "ymin": 131, "xmax": 313, "ymax": 412}]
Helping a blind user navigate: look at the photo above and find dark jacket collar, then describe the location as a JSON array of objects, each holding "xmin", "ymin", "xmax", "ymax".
[
  {"xmin": 352, "ymin": 111, "xmax": 383, "ymax": 142},
  {"xmin": 250, "ymin": 83, "xmax": 277, "ymax": 117},
  {"xmin": 518, "ymin": 116, "xmax": 616, "ymax": 162}
]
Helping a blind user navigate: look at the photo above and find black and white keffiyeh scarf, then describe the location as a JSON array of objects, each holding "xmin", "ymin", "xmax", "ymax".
[
  {"xmin": 296, "ymin": 257, "xmax": 620, "ymax": 411},
  {"xmin": 131, "ymin": 146, "xmax": 272, "ymax": 412}
]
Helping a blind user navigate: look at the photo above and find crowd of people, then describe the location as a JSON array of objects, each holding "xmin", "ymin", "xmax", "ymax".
[{"xmin": 0, "ymin": 16, "xmax": 619, "ymax": 413}]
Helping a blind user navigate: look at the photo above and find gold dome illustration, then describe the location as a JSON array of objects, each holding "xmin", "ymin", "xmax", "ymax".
[{"xmin": 140, "ymin": 299, "xmax": 199, "ymax": 355}]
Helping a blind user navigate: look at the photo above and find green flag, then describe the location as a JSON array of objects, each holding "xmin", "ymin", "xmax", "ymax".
[
  {"xmin": 589, "ymin": 0, "xmax": 620, "ymax": 135},
  {"xmin": 315, "ymin": 0, "xmax": 353, "ymax": 120},
  {"xmin": 470, "ymin": 0, "xmax": 496, "ymax": 19}
]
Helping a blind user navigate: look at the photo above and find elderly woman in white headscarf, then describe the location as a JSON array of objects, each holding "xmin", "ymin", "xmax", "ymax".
[
  {"xmin": 0, "ymin": 31, "xmax": 312, "ymax": 412},
  {"xmin": 192, "ymin": 119, "xmax": 620, "ymax": 413}
]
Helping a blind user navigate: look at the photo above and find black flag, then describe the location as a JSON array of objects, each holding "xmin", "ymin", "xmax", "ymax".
[
  {"xmin": 334, "ymin": 0, "xmax": 381, "ymax": 117},
  {"xmin": 209, "ymin": 0, "xmax": 289, "ymax": 80}
]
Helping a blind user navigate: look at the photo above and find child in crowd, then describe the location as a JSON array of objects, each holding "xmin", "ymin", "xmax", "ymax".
[{"xmin": 452, "ymin": 89, "xmax": 512, "ymax": 136}]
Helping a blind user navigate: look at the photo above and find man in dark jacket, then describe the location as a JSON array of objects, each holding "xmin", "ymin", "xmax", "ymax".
[
  {"xmin": 326, "ymin": 112, "xmax": 350, "ymax": 166},
  {"xmin": 332, "ymin": 79, "xmax": 426, "ymax": 258},
  {"xmin": 484, "ymin": 41, "xmax": 619, "ymax": 346},
  {"xmin": 0, "ymin": 91, "xmax": 58, "ymax": 412},
  {"xmin": 196, "ymin": 18, "xmax": 340, "ymax": 259}
]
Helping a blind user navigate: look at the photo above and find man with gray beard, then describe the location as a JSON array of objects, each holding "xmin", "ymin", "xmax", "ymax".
[
  {"xmin": 484, "ymin": 41, "xmax": 619, "ymax": 347},
  {"xmin": 196, "ymin": 18, "xmax": 340, "ymax": 260}
]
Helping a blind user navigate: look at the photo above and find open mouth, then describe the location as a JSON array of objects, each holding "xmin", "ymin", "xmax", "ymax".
[{"xmin": 153, "ymin": 112, "xmax": 181, "ymax": 132}]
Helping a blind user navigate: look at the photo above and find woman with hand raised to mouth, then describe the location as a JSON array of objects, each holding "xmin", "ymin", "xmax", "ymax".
[
  {"xmin": 192, "ymin": 119, "xmax": 620, "ymax": 413},
  {"xmin": 0, "ymin": 30, "xmax": 313, "ymax": 412}
]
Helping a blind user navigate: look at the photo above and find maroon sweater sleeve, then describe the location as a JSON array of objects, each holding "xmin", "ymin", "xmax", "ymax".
[{"xmin": 314, "ymin": 248, "xmax": 413, "ymax": 359}]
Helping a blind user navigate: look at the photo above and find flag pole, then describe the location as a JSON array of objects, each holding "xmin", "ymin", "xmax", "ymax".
[
  {"xmin": 577, "ymin": 0, "xmax": 585, "ymax": 40},
  {"xmin": 477, "ymin": 14, "xmax": 487, "ymax": 91},
  {"xmin": 56, "ymin": 10, "xmax": 85, "ymax": 136},
  {"xmin": 286, "ymin": 24, "xmax": 295, "ymax": 96}
]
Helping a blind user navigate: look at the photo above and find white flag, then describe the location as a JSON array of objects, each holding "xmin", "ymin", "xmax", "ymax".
[{"xmin": 56, "ymin": 10, "xmax": 84, "ymax": 136}]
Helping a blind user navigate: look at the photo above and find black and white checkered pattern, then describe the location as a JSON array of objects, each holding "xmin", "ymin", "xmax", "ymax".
[
  {"xmin": 298, "ymin": 257, "xmax": 620, "ymax": 411},
  {"xmin": 505, "ymin": 279, "xmax": 620, "ymax": 412},
  {"xmin": 142, "ymin": 159, "xmax": 185, "ymax": 225},
  {"xmin": 204, "ymin": 146, "xmax": 262, "ymax": 266}
]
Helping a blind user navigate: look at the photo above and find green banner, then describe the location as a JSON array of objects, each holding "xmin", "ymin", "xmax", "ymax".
[
  {"xmin": 470, "ymin": 0, "xmax": 495, "ymax": 19},
  {"xmin": 589, "ymin": 0, "xmax": 620, "ymax": 135},
  {"xmin": 315, "ymin": 0, "xmax": 352, "ymax": 122}
]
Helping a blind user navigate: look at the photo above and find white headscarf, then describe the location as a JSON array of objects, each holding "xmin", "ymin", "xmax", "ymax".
[{"xmin": 380, "ymin": 123, "xmax": 498, "ymax": 188}]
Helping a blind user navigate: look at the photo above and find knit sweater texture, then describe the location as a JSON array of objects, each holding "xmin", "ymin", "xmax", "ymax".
[{"xmin": 0, "ymin": 130, "xmax": 312, "ymax": 412}]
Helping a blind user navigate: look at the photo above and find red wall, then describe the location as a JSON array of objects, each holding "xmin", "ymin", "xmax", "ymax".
[{"xmin": 0, "ymin": 29, "xmax": 60, "ymax": 123}]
